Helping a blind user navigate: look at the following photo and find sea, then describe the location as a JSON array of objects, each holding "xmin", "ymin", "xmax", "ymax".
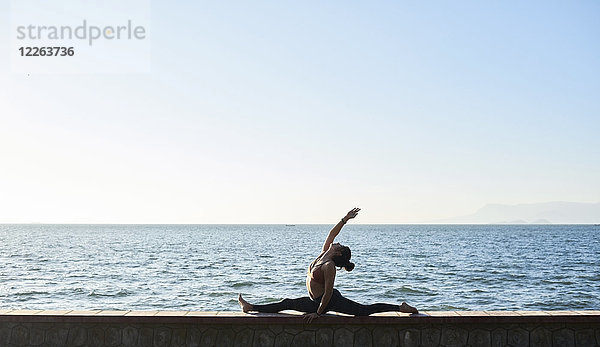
[{"xmin": 0, "ymin": 224, "xmax": 598, "ymax": 312}]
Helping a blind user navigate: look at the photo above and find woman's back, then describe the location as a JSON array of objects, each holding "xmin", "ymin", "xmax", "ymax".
[{"xmin": 306, "ymin": 252, "xmax": 330, "ymax": 299}]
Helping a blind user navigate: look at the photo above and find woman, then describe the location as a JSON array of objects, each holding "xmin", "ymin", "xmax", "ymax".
[{"xmin": 238, "ymin": 208, "xmax": 418, "ymax": 322}]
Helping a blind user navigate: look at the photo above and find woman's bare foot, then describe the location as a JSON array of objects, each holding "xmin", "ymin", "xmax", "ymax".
[
  {"xmin": 238, "ymin": 294, "xmax": 253, "ymax": 313},
  {"xmin": 399, "ymin": 302, "xmax": 418, "ymax": 314}
]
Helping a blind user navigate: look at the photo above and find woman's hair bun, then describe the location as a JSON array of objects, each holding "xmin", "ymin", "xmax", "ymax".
[{"xmin": 344, "ymin": 262, "xmax": 355, "ymax": 272}]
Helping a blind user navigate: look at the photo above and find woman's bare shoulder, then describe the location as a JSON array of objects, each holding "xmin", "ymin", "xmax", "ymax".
[
  {"xmin": 321, "ymin": 260, "xmax": 335, "ymax": 269},
  {"xmin": 312, "ymin": 250, "xmax": 327, "ymax": 262}
]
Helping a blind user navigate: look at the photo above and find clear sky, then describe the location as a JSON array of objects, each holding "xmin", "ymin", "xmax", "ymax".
[{"xmin": 1, "ymin": 1, "xmax": 599, "ymax": 223}]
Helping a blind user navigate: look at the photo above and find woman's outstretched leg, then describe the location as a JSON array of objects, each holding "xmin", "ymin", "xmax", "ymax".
[
  {"xmin": 327, "ymin": 290, "xmax": 418, "ymax": 316},
  {"xmin": 238, "ymin": 294, "xmax": 318, "ymax": 313}
]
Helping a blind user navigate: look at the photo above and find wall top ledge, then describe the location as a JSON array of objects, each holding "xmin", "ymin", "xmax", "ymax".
[{"xmin": 1, "ymin": 310, "xmax": 599, "ymax": 325}]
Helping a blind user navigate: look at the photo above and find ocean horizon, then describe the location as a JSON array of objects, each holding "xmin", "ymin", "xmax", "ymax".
[{"xmin": 1, "ymin": 224, "xmax": 598, "ymax": 312}]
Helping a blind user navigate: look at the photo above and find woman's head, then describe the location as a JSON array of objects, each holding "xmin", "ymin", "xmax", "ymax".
[{"xmin": 331, "ymin": 243, "xmax": 355, "ymax": 271}]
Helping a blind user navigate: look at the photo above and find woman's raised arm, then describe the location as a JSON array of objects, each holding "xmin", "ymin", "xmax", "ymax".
[{"xmin": 321, "ymin": 208, "xmax": 360, "ymax": 252}]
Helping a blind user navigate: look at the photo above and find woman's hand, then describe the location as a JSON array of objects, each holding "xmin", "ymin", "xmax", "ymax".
[
  {"xmin": 303, "ymin": 312, "xmax": 319, "ymax": 323},
  {"xmin": 344, "ymin": 207, "xmax": 361, "ymax": 221}
]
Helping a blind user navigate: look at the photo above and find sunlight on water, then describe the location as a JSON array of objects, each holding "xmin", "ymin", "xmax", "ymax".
[{"xmin": 0, "ymin": 224, "xmax": 598, "ymax": 311}]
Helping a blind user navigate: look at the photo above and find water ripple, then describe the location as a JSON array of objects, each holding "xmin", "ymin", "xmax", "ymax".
[{"xmin": 0, "ymin": 224, "xmax": 598, "ymax": 311}]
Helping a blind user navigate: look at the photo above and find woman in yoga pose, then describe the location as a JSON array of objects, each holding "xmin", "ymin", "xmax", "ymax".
[{"xmin": 238, "ymin": 208, "xmax": 418, "ymax": 322}]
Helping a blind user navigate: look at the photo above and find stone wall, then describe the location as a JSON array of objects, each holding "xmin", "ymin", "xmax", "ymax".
[{"xmin": 1, "ymin": 310, "xmax": 599, "ymax": 346}]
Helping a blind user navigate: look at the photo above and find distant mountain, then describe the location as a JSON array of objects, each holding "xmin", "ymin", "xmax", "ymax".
[{"xmin": 433, "ymin": 201, "xmax": 600, "ymax": 224}]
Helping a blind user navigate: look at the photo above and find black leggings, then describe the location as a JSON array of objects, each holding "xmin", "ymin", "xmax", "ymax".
[{"xmin": 252, "ymin": 289, "xmax": 401, "ymax": 316}]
